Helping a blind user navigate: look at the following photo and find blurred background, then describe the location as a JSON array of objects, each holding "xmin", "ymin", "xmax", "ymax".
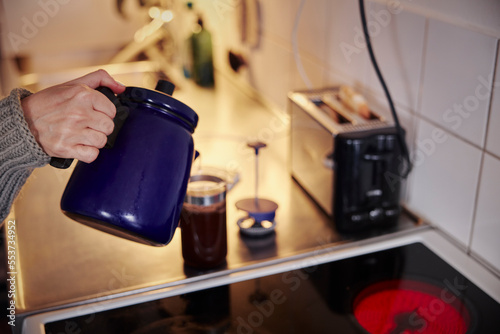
[{"xmin": 1, "ymin": 0, "xmax": 500, "ymax": 283}]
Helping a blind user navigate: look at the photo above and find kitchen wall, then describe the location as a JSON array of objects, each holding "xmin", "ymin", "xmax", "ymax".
[
  {"xmin": 0, "ymin": 0, "xmax": 144, "ymax": 75},
  {"xmin": 189, "ymin": 0, "xmax": 500, "ymax": 275}
]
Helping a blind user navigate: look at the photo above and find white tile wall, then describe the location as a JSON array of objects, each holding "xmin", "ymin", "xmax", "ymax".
[
  {"xmin": 247, "ymin": 36, "xmax": 293, "ymax": 110},
  {"xmin": 471, "ymin": 153, "xmax": 500, "ymax": 274},
  {"xmin": 394, "ymin": 0, "xmax": 500, "ymax": 36},
  {"xmin": 407, "ymin": 119, "xmax": 482, "ymax": 246},
  {"xmin": 296, "ymin": 0, "xmax": 329, "ymax": 64},
  {"xmin": 194, "ymin": 0, "xmax": 500, "ymax": 273},
  {"xmin": 485, "ymin": 46, "xmax": 500, "ymax": 158},
  {"xmin": 290, "ymin": 54, "xmax": 325, "ymax": 90},
  {"xmin": 419, "ymin": 19, "xmax": 497, "ymax": 147},
  {"xmin": 326, "ymin": 0, "xmax": 371, "ymax": 90},
  {"xmin": 289, "ymin": 0, "xmax": 330, "ymax": 90},
  {"xmin": 259, "ymin": 0, "xmax": 298, "ymax": 44},
  {"xmin": 365, "ymin": 2, "xmax": 426, "ymax": 112}
]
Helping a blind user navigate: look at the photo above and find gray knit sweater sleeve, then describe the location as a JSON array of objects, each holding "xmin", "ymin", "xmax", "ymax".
[{"xmin": 1, "ymin": 88, "xmax": 50, "ymax": 222}]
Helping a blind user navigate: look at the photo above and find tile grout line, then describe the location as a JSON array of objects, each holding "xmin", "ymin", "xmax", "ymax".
[
  {"xmin": 466, "ymin": 39, "xmax": 500, "ymax": 255},
  {"xmin": 415, "ymin": 112, "xmax": 485, "ymax": 152},
  {"xmin": 404, "ymin": 17, "xmax": 430, "ymax": 204},
  {"xmin": 481, "ymin": 40, "xmax": 500, "ymax": 160}
]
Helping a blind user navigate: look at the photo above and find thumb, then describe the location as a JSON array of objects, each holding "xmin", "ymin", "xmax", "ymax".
[{"xmin": 69, "ymin": 69, "xmax": 126, "ymax": 94}]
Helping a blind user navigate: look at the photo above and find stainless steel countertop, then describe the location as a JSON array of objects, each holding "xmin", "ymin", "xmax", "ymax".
[{"xmin": 9, "ymin": 73, "xmax": 425, "ymax": 317}]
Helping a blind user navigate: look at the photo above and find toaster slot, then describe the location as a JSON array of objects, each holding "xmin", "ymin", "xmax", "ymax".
[
  {"xmin": 312, "ymin": 98, "xmax": 353, "ymax": 124},
  {"xmin": 364, "ymin": 109, "xmax": 383, "ymax": 121},
  {"xmin": 323, "ymin": 92, "xmax": 384, "ymax": 123}
]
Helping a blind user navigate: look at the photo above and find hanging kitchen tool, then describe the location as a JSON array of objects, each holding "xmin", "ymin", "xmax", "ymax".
[
  {"xmin": 235, "ymin": 141, "xmax": 278, "ymax": 236},
  {"xmin": 52, "ymin": 80, "xmax": 199, "ymax": 246},
  {"xmin": 240, "ymin": 0, "xmax": 261, "ymax": 49}
]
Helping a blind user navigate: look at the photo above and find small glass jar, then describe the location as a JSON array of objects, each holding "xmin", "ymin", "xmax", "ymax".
[{"xmin": 180, "ymin": 174, "xmax": 227, "ymax": 269}]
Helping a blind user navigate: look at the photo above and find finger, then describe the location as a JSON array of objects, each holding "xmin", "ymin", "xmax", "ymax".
[
  {"xmin": 86, "ymin": 110, "xmax": 115, "ymax": 136},
  {"xmin": 48, "ymin": 127, "xmax": 107, "ymax": 161},
  {"xmin": 88, "ymin": 89, "xmax": 117, "ymax": 119},
  {"xmin": 74, "ymin": 145, "xmax": 100, "ymax": 164},
  {"xmin": 69, "ymin": 69, "xmax": 126, "ymax": 94},
  {"xmin": 58, "ymin": 84, "xmax": 117, "ymax": 120},
  {"xmin": 77, "ymin": 128, "xmax": 108, "ymax": 149}
]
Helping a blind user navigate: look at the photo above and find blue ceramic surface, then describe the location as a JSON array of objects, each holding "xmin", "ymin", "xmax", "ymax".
[{"xmin": 60, "ymin": 84, "xmax": 198, "ymax": 246}]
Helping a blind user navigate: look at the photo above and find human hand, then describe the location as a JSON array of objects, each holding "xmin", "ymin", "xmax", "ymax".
[{"xmin": 21, "ymin": 69, "xmax": 126, "ymax": 163}]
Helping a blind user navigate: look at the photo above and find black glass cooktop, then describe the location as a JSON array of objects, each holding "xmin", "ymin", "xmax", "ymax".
[{"xmin": 45, "ymin": 243, "xmax": 500, "ymax": 333}]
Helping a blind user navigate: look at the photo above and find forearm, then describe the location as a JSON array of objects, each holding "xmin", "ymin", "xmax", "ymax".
[{"xmin": 0, "ymin": 88, "xmax": 50, "ymax": 222}]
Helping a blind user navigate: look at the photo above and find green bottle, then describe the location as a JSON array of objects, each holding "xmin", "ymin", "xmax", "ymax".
[{"xmin": 189, "ymin": 17, "xmax": 214, "ymax": 87}]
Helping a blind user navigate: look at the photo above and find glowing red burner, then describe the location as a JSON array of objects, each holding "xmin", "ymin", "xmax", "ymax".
[{"xmin": 353, "ymin": 279, "xmax": 470, "ymax": 334}]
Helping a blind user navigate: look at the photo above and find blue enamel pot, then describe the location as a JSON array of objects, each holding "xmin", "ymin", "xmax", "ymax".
[{"xmin": 56, "ymin": 80, "xmax": 198, "ymax": 246}]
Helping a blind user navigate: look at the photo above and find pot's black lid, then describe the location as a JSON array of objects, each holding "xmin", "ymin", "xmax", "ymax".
[{"xmin": 119, "ymin": 80, "xmax": 199, "ymax": 132}]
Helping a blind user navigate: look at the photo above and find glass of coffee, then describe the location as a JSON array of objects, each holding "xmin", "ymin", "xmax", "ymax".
[{"xmin": 180, "ymin": 174, "xmax": 227, "ymax": 269}]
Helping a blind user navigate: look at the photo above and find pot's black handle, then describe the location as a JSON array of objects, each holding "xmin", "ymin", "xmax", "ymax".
[
  {"xmin": 49, "ymin": 86, "xmax": 129, "ymax": 169},
  {"xmin": 49, "ymin": 157, "xmax": 74, "ymax": 169},
  {"xmin": 98, "ymin": 86, "xmax": 130, "ymax": 149}
]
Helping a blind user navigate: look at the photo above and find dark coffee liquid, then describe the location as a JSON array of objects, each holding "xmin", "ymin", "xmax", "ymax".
[{"xmin": 180, "ymin": 201, "xmax": 227, "ymax": 268}]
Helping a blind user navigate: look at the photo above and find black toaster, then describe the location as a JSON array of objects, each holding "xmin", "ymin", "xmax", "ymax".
[{"xmin": 289, "ymin": 87, "xmax": 404, "ymax": 233}]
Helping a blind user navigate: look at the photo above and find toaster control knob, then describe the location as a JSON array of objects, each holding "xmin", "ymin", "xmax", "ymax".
[
  {"xmin": 385, "ymin": 208, "xmax": 400, "ymax": 217},
  {"xmin": 351, "ymin": 213, "xmax": 368, "ymax": 223},
  {"xmin": 366, "ymin": 189, "xmax": 382, "ymax": 198},
  {"xmin": 369, "ymin": 208, "xmax": 384, "ymax": 221},
  {"xmin": 386, "ymin": 135, "xmax": 396, "ymax": 150}
]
